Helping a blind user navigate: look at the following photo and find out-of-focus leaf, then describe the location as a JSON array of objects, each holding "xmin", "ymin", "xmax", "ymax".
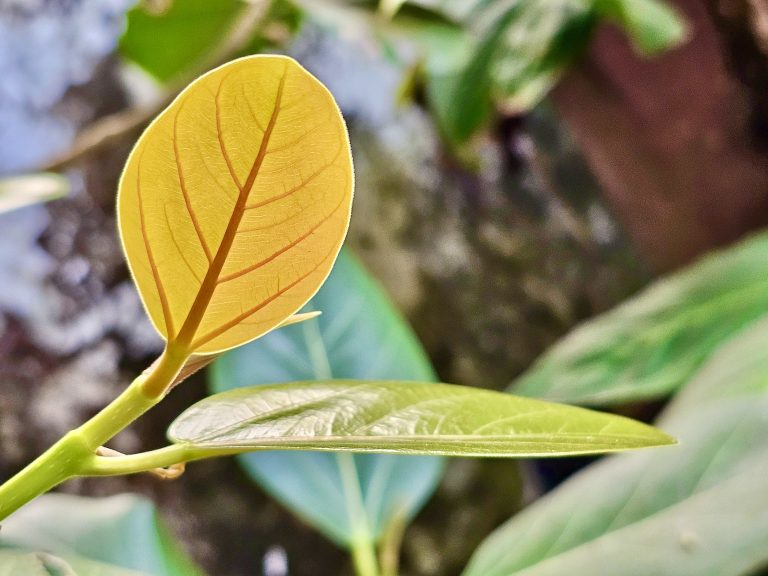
[
  {"xmin": 118, "ymin": 55, "xmax": 353, "ymax": 355},
  {"xmin": 465, "ymin": 319, "xmax": 768, "ymax": 576},
  {"xmin": 600, "ymin": 0, "xmax": 687, "ymax": 55},
  {"xmin": 0, "ymin": 173, "xmax": 68, "ymax": 214},
  {"xmin": 379, "ymin": 0, "xmax": 408, "ymax": 19},
  {"xmin": 401, "ymin": 0, "xmax": 685, "ymax": 143},
  {"xmin": 489, "ymin": 1, "xmax": 596, "ymax": 114},
  {"xmin": 512, "ymin": 230, "xmax": 768, "ymax": 404},
  {"xmin": 173, "ymin": 381, "xmax": 674, "ymax": 455},
  {"xmin": 0, "ymin": 550, "xmax": 69, "ymax": 576},
  {"xmin": 209, "ymin": 249, "xmax": 444, "ymax": 546},
  {"xmin": 50, "ymin": 554, "xmax": 146, "ymax": 576},
  {"xmin": 662, "ymin": 316, "xmax": 768, "ymax": 416},
  {"xmin": 0, "ymin": 494, "xmax": 201, "ymax": 576},
  {"xmin": 119, "ymin": 0, "xmax": 244, "ymax": 82},
  {"xmin": 119, "ymin": 0, "xmax": 304, "ymax": 83}
]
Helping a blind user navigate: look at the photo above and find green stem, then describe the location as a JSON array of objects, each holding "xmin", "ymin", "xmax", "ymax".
[
  {"xmin": 349, "ymin": 537, "xmax": 381, "ymax": 576},
  {"xmin": 337, "ymin": 453, "xmax": 381, "ymax": 576},
  {"xmin": 0, "ymin": 431, "xmax": 92, "ymax": 520},
  {"xmin": 85, "ymin": 444, "xmax": 237, "ymax": 477},
  {"xmin": 0, "ymin": 345, "xmax": 188, "ymax": 521}
]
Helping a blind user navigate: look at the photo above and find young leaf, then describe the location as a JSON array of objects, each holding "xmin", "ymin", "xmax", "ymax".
[
  {"xmin": 0, "ymin": 494, "xmax": 201, "ymax": 576},
  {"xmin": 464, "ymin": 319, "xmax": 768, "ymax": 576},
  {"xmin": 512, "ymin": 230, "xmax": 768, "ymax": 404},
  {"xmin": 118, "ymin": 55, "xmax": 353, "ymax": 354},
  {"xmin": 170, "ymin": 381, "xmax": 674, "ymax": 456},
  {"xmin": 210, "ymin": 249, "xmax": 444, "ymax": 546}
]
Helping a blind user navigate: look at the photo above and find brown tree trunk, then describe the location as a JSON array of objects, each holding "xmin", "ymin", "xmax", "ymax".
[{"xmin": 553, "ymin": 0, "xmax": 768, "ymax": 272}]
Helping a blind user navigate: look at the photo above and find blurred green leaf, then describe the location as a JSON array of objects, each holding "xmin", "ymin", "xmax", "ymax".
[
  {"xmin": 0, "ymin": 494, "xmax": 201, "ymax": 576},
  {"xmin": 119, "ymin": 0, "xmax": 244, "ymax": 82},
  {"xmin": 512, "ymin": 230, "xmax": 768, "ymax": 405},
  {"xmin": 173, "ymin": 380, "xmax": 674, "ymax": 456},
  {"xmin": 119, "ymin": 0, "xmax": 303, "ymax": 83},
  {"xmin": 0, "ymin": 173, "xmax": 68, "ymax": 214},
  {"xmin": 404, "ymin": 0, "xmax": 686, "ymax": 142},
  {"xmin": 465, "ymin": 318, "xmax": 768, "ymax": 576},
  {"xmin": 209, "ymin": 249, "xmax": 444, "ymax": 546},
  {"xmin": 0, "ymin": 550, "xmax": 115, "ymax": 576},
  {"xmin": 599, "ymin": 0, "xmax": 687, "ymax": 55}
]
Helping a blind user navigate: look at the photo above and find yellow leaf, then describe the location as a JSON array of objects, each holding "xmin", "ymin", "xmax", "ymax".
[{"xmin": 118, "ymin": 55, "xmax": 353, "ymax": 354}]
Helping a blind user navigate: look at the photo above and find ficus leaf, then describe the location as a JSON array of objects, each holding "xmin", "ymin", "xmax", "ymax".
[
  {"xmin": 118, "ymin": 55, "xmax": 353, "ymax": 355},
  {"xmin": 169, "ymin": 381, "xmax": 675, "ymax": 456},
  {"xmin": 210, "ymin": 249, "xmax": 444, "ymax": 546},
  {"xmin": 464, "ymin": 319, "xmax": 768, "ymax": 576},
  {"xmin": 0, "ymin": 494, "xmax": 201, "ymax": 576},
  {"xmin": 511, "ymin": 230, "xmax": 768, "ymax": 405}
]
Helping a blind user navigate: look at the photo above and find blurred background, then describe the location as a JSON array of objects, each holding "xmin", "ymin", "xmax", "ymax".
[{"xmin": 1, "ymin": 0, "xmax": 768, "ymax": 575}]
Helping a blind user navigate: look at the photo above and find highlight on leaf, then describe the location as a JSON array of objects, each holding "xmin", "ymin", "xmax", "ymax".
[{"xmin": 118, "ymin": 55, "xmax": 353, "ymax": 355}]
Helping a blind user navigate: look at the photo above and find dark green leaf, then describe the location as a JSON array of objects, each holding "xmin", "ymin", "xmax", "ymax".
[
  {"xmin": 119, "ymin": 0, "xmax": 244, "ymax": 82},
  {"xmin": 512, "ymin": 231, "xmax": 768, "ymax": 404},
  {"xmin": 0, "ymin": 494, "xmax": 201, "ymax": 576},
  {"xmin": 465, "ymin": 318, "xmax": 768, "ymax": 576},
  {"xmin": 119, "ymin": 0, "xmax": 305, "ymax": 83},
  {"xmin": 209, "ymin": 249, "xmax": 444, "ymax": 545}
]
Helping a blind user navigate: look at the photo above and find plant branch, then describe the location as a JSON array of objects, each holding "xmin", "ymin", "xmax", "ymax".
[{"xmin": 0, "ymin": 344, "xmax": 187, "ymax": 521}]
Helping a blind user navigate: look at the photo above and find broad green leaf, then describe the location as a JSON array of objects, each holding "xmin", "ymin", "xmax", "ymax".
[
  {"xmin": 171, "ymin": 380, "xmax": 674, "ymax": 455},
  {"xmin": 0, "ymin": 494, "xmax": 200, "ymax": 576},
  {"xmin": 662, "ymin": 316, "xmax": 768, "ymax": 416},
  {"xmin": 118, "ymin": 55, "xmax": 353, "ymax": 354},
  {"xmin": 210, "ymin": 249, "xmax": 444, "ymax": 546},
  {"xmin": 464, "ymin": 319, "xmax": 768, "ymax": 576},
  {"xmin": 468, "ymin": 470, "xmax": 768, "ymax": 576},
  {"xmin": 120, "ymin": 0, "xmax": 244, "ymax": 82},
  {"xmin": 0, "ymin": 173, "xmax": 68, "ymax": 214},
  {"xmin": 512, "ymin": 230, "xmax": 768, "ymax": 404}
]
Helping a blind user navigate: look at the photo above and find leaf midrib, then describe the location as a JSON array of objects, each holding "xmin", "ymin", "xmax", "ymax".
[{"xmin": 173, "ymin": 66, "xmax": 287, "ymax": 350}]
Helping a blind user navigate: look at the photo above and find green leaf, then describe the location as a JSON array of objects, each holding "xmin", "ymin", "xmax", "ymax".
[
  {"xmin": 209, "ymin": 249, "xmax": 444, "ymax": 546},
  {"xmin": 512, "ymin": 230, "xmax": 768, "ymax": 404},
  {"xmin": 174, "ymin": 381, "xmax": 674, "ymax": 455},
  {"xmin": 406, "ymin": 0, "xmax": 685, "ymax": 142},
  {"xmin": 0, "ymin": 550, "xmax": 77, "ymax": 576},
  {"xmin": 119, "ymin": 0, "xmax": 304, "ymax": 84},
  {"xmin": 0, "ymin": 173, "xmax": 69, "ymax": 214},
  {"xmin": 0, "ymin": 494, "xmax": 201, "ymax": 576},
  {"xmin": 0, "ymin": 550, "xmax": 147, "ymax": 576},
  {"xmin": 464, "ymin": 318, "xmax": 768, "ymax": 576},
  {"xmin": 488, "ymin": 0, "xmax": 596, "ymax": 114},
  {"xmin": 598, "ymin": 0, "xmax": 687, "ymax": 55},
  {"xmin": 119, "ymin": 0, "xmax": 244, "ymax": 82}
]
